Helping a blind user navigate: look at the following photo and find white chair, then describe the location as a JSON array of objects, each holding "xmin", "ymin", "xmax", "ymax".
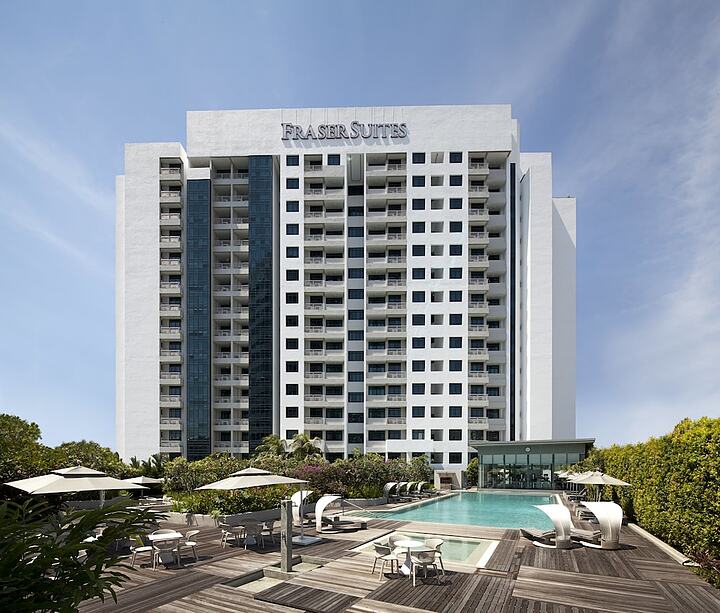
[
  {"xmin": 410, "ymin": 550, "xmax": 440, "ymax": 586},
  {"xmin": 182, "ymin": 530, "xmax": 200, "ymax": 561},
  {"xmin": 152, "ymin": 539, "xmax": 180, "ymax": 569},
  {"xmin": 371, "ymin": 542, "xmax": 398, "ymax": 580},
  {"xmin": 582, "ymin": 502, "xmax": 623, "ymax": 549},
  {"xmin": 261, "ymin": 520, "xmax": 277, "ymax": 544},
  {"xmin": 242, "ymin": 522, "xmax": 264, "ymax": 548},
  {"xmin": 220, "ymin": 523, "xmax": 245, "ymax": 548},
  {"xmin": 423, "ymin": 538, "xmax": 445, "ymax": 576},
  {"xmin": 388, "ymin": 532, "xmax": 410, "ymax": 553},
  {"xmin": 130, "ymin": 535, "xmax": 153, "ymax": 567}
]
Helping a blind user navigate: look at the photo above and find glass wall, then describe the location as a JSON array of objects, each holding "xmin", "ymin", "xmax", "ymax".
[
  {"xmin": 185, "ymin": 179, "xmax": 212, "ymax": 460},
  {"xmin": 479, "ymin": 450, "xmax": 583, "ymax": 489}
]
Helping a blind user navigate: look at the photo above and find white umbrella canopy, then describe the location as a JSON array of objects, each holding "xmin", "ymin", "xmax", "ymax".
[
  {"xmin": 196, "ymin": 467, "xmax": 307, "ymax": 491},
  {"xmin": 5, "ymin": 465, "xmax": 147, "ymax": 495},
  {"xmin": 123, "ymin": 476, "xmax": 164, "ymax": 486},
  {"xmin": 571, "ymin": 471, "xmax": 631, "ymax": 487}
]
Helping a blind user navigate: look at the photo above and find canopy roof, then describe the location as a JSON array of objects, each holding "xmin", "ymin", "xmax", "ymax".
[
  {"xmin": 5, "ymin": 465, "xmax": 147, "ymax": 495},
  {"xmin": 571, "ymin": 471, "xmax": 631, "ymax": 486},
  {"xmin": 123, "ymin": 476, "xmax": 164, "ymax": 485},
  {"xmin": 196, "ymin": 467, "xmax": 307, "ymax": 491}
]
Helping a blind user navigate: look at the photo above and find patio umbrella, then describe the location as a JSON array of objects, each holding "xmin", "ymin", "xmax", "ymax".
[
  {"xmin": 195, "ymin": 467, "xmax": 307, "ymax": 490},
  {"xmin": 123, "ymin": 476, "xmax": 164, "ymax": 486},
  {"xmin": 5, "ymin": 465, "xmax": 147, "ymax": 497},
  {"xmin": 571, "ymin": 471, "xmax": 631, "ymax": 500}
]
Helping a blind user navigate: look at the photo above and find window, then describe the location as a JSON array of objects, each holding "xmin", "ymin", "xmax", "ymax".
[
  {"xmin": 348, "ymin": 371, "xmax": 364, "ymax": 382},
  {"xmin": 449, "ymin": 244, "xmax": 462, "ymax": 256},
  {"xmin": 412, "ymin": 429, "xmax": 425, "ymax": 440},
  {"xmin": 348, "ymin": 226, "xmax": 363, "ymax": 237},
  {"xmin": 387, "ymin": 430, "xmax": 401, "ymax": 440},
  {"xmin": 450, "ymin": 290, "xmax": 462, "ymax": 302},
  {"xmin": 218, "ymin": 431, "xmax": 230, "ymax": 442},
  {"xmin": 286, "ymin": 338, "xmax": 298, "ymax": 349},
  {"xmin": 412, "ymin": 175, "xmax": 425, "ymax": 187},
  {"xmin": 347, "ymin": 351, "xmax": 364, "ymax": 361},
  {"xmin": 348, "ymin": 391, "xmax": 364, "ymax": 402},
  {"xmin": 348, "ymin": 203, "xmax": 364, "ymax": 213},
  {"xmin": 286, "ymin": 315, "xmax": 298, "ymax": 326},
  {"xmin": 286, "ymin": 223, "xmax": 299, "ymax": 235},
  {"xmin": 448, "ymin": 452, "xmax": 462, "ymax": 464},
  {"xmin": 449, "ymin": 406, "xmax": 462, "ymax": 418},
  {"xmin": 286, "ymin": 269, "xmax": 299, "ymax": 281},
  {"xmin": 286, "ymin": 155, "xmax": 299, "ymax": 166},
  {"xmin": 348, "ymin": 267, "xmax": 364, "ymax": 278},
  {"xmin": 449, "ymin": 337, "xmax": 462, "ymax": 348},
  {"xmin": 449, "ymin": 429, "xmax": 462, "ymax": 441},
  {"xmin": 348, "ymin": 309, "xmax": 364, "ymax": 320},
  {"xmin": 285, "ymin": 361, "xmax": 298, "ymax": 372},
  {"xmin": 412, "ymin": 291, "xmax": 425, "ymax": 303},
  {"xmin": 449, "ymin": 360, "xmax": 462, "ymax": 372},
  {"xmin": 487, "ymin": 431, "xmax": 500, "ymax": 442},
  {"xmin": 412, "ymin": 314, "xmax": 425, "ymax": 325},
  {"xmin": 449, "ymin": 221, "xmax": 462, "ymax": 232},
  {"xmin": 412, "ymin": 360, "xmax": 425, "ymax": 372},
  {"xmin": 286, "ymin": 384, "xmax": 298, "ymax": 395},
  {"xmin": 348, "ymin": 330, "xmax": 364, "ymax": 341},
  {"xmin": 449, "ymin": 198, "xmax": 462, "ymax": 209},
  {"xmin": 412, "ymin": 221, "xmax": 425, "ymax": 233},
  {"xmin": 412, "ymin": 152, "xmax": 425, "ymax": 164},
  {"xmin": 449, "ymin": 152, "xmax": 463, "ymax": 163},
  {"xmin": 412, "ymin": 405, "xmax": 425, "ymax": 418},
  {"xmin": 348, "ymin": 412, "xmax": 364, "ymax": 423},
  {"xmin": 169, "ymin": 408, "xmax": 182, "ymax": 418},
  {"xmin": 286, "ymin": 429, "xmax": 298, "ymax": 439},
  {"xmin": 412, "ymin": 198, "xmax": 425, "ymax": 210},
  {"xmin": 348, "ymin": 289, "xmax": 364, "ymax": 300},
  {"xmin": 285, "ymin": 292, "xmax": 298, "ymax": 304},
  {"xmin": 412, "ymin": 268, "xmax": 425, "ymax": 280},
  {"xmin": 348, "ymin": 247, "xmax": 364, "ymax": 258},
  {"xmin": 412, "ymin": 383, "xmax": 425, "ymax": 394},
  {"xmin": 449, "ymin": 267, "xmax": 462, "ymax": 279},
  {"xmin": 348, "ymin": 433, "xmax": 364, "ymax": 443},
  {"xmin": 450, "ymin": 314, "xmax": 462, "ymax": 325},
  {"xmin": 412, "ymin": 337, "xmax": 425, "ymax": 349},
  {"xmin": 368, "ymin": 430, "xmax": 386, "ymax": 441},
  {"xmin": 487, "ymin": 387, "xmax": 501, "ymax": 396},
  {"xmin": 286, "ymin": 406, "xmax": 299, "ymax": 418},
  {"xmin": 327, "ymin": 154, "xmax": 340, "ymax": 165},
  {"xmin": 286, "ymin": 178, "xmax": 299, "ymax": 189},
  {"xmin": 449, "ymin": 175, "xmax": 463, "ymax": 186},
  {"xmin": 449, "ymin": 383, "xmax": 462, "ymax": 395},
  {"xmin": 286, "ymin": 200, "xmax": 299, "ymax": 212},
  {"xmin": 412, "ymin": 244, "xmax": 425, "ymax": 256},
  {"xmin": 286, "ymin": 246, "xmax": 299, "ymax": 258}
]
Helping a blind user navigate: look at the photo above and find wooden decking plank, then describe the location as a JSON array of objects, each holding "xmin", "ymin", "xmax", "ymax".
[{"xmin": 654, "ymin": 580, "xmax": 720, "ymax": 613}]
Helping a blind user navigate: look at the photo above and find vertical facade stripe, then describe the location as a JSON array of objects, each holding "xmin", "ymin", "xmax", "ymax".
[
  {"xmin": 248, "ymin": 156, "xmax": 274, "ymax": 451},
  {"xmin": 185, "ymin": 179, "xmax": 212, "ymax": 459},
  {"xmin": 509, "ymin": 163, "xmax": 517, "ymax": 441}
]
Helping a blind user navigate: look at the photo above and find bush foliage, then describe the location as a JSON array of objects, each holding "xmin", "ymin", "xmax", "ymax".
[{"xmin": 571, "ymin": 417, "xmax": 720, "ymax": 584}]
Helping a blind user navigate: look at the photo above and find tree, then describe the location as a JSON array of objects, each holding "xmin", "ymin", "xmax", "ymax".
[
  {"xmin": 290, "ymin": 433, "xmax": 322, "ymax": 460},
  {"xmin": 48, "ymin": 441, "xmax": 128, "ymax": 479},
  {"xmin": 141, "ymin": 453, "xmax": 165, "ymax": 478},
  {"xmin": 0, "ymin": 413, "xmax": 49, "ymax": 482},
  {"xmin": 0, "ymin": 499, "xmax": 163, "ymax": 612},
  {"xmin": 254, "ymin": 435, "xmax": 287, "ymax": 457}
]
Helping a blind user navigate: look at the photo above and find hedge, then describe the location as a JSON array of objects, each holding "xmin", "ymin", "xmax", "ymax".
[{"xmin": 571, "ymin": 417, "xmax": 720, "ymax": 585}]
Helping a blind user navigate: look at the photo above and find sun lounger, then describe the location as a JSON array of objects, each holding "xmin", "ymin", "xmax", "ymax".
[{"xmin": 580, "ymin": 502, "xmax": 623, "ymax": 549}]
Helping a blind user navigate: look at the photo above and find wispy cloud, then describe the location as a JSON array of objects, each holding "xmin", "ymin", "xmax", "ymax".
[
  {"xmin": 0, "ymin": 118, "xmax": 113, "ymax": 215},
  {"xmin": 575, "ymin": 6, "xmax": 720, "ymax": 444}
]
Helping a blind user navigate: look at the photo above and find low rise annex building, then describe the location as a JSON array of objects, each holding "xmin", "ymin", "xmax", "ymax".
[{"xmin": 116, "ymin": 104, "xmax": 577, "ymax": 470}]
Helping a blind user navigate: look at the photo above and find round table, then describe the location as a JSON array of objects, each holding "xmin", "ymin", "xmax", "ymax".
[{"xmin": 394, "ymin": 539, "xmax": 425, "ymax": 576}]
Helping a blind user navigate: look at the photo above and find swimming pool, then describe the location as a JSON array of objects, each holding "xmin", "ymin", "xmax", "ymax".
[{"xmin": 369, "ymin": 492, "xmax": 555, "ymax": 530}]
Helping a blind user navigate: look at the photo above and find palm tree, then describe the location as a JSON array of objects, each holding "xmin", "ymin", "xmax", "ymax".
[
  {"xmin": 291, "ymin": 433, "xmax": 322, "ymax": 459},
  {"xmin": 254, "ymin": 434, "xmax": 288, "ymax": 456}
]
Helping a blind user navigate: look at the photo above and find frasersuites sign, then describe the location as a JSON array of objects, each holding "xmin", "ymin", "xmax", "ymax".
[{"xmin": 281, "ymin": 122, "xmax": 408, "ymax": 141}]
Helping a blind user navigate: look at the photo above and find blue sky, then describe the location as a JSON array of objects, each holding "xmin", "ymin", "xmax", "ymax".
[{"xmin": 0, "ymin": 1, "xmax": 718, "ymax": 449}]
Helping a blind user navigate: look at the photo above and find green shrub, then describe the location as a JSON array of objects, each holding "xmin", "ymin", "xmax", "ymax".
[
  {"xmin": 570, "ymin": 417, "xmax": 720, "ymax": 586},
  {"xmin": 466, "ymin": 457, "xmax": 479, "ymax": 487}
]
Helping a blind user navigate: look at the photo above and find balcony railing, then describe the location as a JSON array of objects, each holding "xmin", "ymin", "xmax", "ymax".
[
  {"xmin": 160, "ymin": 168, "xmax": 182, "ymax": 177},
  {"xmin": 469, "ymin": 162, "xmax": 490, "ymax": 171}
]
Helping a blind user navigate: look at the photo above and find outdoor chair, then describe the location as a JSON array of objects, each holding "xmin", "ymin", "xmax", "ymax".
[
  {"xmin": 242, "ymin": 522, "xmax": 264, "ymax": 548},
  {"xmin": 182, "ymin": 529, "xmax": 200, "ymax": 561},
  {"xmin": 410, "ymin": 550, "xmax": 441, "ymax": 586},
  {"xmin": 219, "ymin": 523, "xmax": 246, "ymax": 548},
  {"xmin": 388, "ymin": 532, "xmax": 411, "ymax": 554},
  {"xmin": 371, "ymin": 542, "xmax": 398, "ymax": 580},
  {"xmin": 130, "ymin": 535, "xmax": 153, "ymax": 567},
  {"xmin": 423, "ymin": 538, "xmax": 446, "ymax": 575},
  {"xmin": 152, "ymin": 539, "xmax": 180, "ymax": 570},
  {"xmin": 261, "ymin": 520, "xmax": 277, "ymax": 544}
]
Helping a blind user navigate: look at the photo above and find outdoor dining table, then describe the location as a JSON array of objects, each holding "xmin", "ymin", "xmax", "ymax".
[
  {"xmin": 148, "ymin": 531, "xmax": 184, "ymax": 565},
  {"xmin": 394, "ymin": 539, "xmax": 425, "ymax": 576}
]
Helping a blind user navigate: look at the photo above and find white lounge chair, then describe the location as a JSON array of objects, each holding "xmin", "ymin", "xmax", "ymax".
[
  {"xmin": 581, "ymin": 502, "xmax": 623, "ymax": 549},
  {"xmin": 531, "ymin": 504, "xmax": 600, "ymax": 549}
]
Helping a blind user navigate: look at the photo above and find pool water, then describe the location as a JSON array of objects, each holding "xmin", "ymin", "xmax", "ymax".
[{"xmin": 377, "ymin": 492, "xmax": 555, "ymax": 530}]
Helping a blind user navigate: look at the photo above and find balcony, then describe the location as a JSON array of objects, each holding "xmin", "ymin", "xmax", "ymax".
[
  {"xmin": 468, "ymin": 416, "xmax": 489, "ymax": 429},
  {"xmin": 469, "ymin": 255, "xmax": 489, "ymax": 266},
  {"xmin": 304, "ymin": 233, "xmax": 344, "ymax": 243},
  {"xmin": 469, "ymin": 278, "xmax": 490, "ymax": 290},
  {"xmin": 304, "ymin": 210, "xmax": 345, "ymax": 220},
  {"xmin": 214, "ymin": 418, "xmax": 249, "ymax": 427},
  {"xmin": 468, "ymin": 162, "xmax": 490, "ymax": 173},
  {"xmin": 304, "ymin": 371, "xmax": 344, "ymax": 379},
  {"xmin": 469, "ymin": 301, "xmax": 489, "ymax": 314},
  {"xmin": 367, "ymin": 325, "xmax": 406, "ymax": 335},
  {"xmin": 160, "ymin": 168, "xmax": 183, "ymax": 178},
  {"xmin": 160, "ymin": 213, "xmax": 182, "ymax": 226},
  {"xmin": 366, "ymin": 163, "xmax": 406, "ymax": 174},
  {"xmin": 468, "ymin": 348, "xmax": 489, "ymax": 360},
  {"xmin": 303, "ymin": 348, "xmax": 344, "ymax": 357},
  {"xmin": 366, "ymin": 209, "xmax": 407, "ymax": 219},
  {"xmin": 214, "ymin": 351, "xmax": 249, "ymax": 361},
  {"xmin": 214, "ymin": 239, "xmax": 249, "ymax": 250},
  {"xmin": 469, "ymin": 371, "xmax": 490, "ymax": 383},
  {"xmin": 160, "ymin": 418, "xmax": 182, "ymax": 426},
  {"xmin": 159, "ymin": 236, "xmax": 182, "ymax": 246},
  {"xmin": 304, "ymin": 187, "xmax": 344, "ymax": 198},
  {"xmin": 214, "ymin": 195, "xmax": 249, "ymax": 205},
  {"xmin": 304, "ymin": 302, "xmax": 344, "ymax": 311},
  {"xmin": 160, "ymin": 440, "xmax": 182, "ymax": 449},
  {"xmin": 214, "ymin": 171, "xmax": 248, "ymax": 181},
  {"xmin": 160, "ymin": 304, "xmax": 182, "ymax": 314},
  {"xmin": 469, "ymin": 208, "xmax": 490, "ymax": 221},
  {"xmin": 303, "ymin": 164, "xmax": 344, "ymax": 177},
  {"xmin": 366, "ymin": 232, "xmax": 406, "ymax": 243},
  {"xmin": 469, "ymin": 231, "xmax": 490, "ymax": 244},
  {"xmin": 468, "ymin": 186, "xmax": 489, "ymax": 198},
  {"xmin": 469, "ymin": 324, "xmax": 489, "ymax": 336},
  {"xmin": 159, "ymin": 191, "xmax": 181, "ymax": 203},
  {"xmin": 160, "ymin": 258, "xmax": 181, "ymax": 272},
  {"xmin": 366, "ymin": 186, "xmax": 407, "ymax": 197},
  {"xmin": 468, "ymin": 394, "xmax": 489, "ymax": 406},
  {"xmin": 304, "ymin": 279, "xmax": 344, "ymax": 288}
]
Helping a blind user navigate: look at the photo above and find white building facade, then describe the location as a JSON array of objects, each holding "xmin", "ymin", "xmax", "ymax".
[{"xmin": 116, "ymin": 104, "xmax": 576, "ymax": 468}]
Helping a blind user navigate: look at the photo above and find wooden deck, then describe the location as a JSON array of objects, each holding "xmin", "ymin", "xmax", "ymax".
[{"xmin": 80, "ymin": 513, "xmax": 720, "ymax": 613}]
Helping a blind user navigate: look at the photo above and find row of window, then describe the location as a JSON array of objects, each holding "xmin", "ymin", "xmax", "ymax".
[
  {"xmin": 284, "ymin": 406, "xmax": 501, "ymax": 419},
  {"xmin": 283, "ymin": 383, "xmax": 502, "ymax": 396},
  {"xmin": 284, "ymin": 152, "xmax": 469, "ymax": 166},
  {"xmin": 283, "ymin": 335, "xmax": 502, "ymax": 349}
]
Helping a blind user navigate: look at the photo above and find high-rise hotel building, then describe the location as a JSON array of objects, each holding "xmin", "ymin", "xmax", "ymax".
[{"xmin": 116, "ymin": 105, "xmax": 576, "ymax": 468}]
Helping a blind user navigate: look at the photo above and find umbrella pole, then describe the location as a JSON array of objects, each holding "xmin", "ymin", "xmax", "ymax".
[{"xmin": 100, "ymin": 490, "xmax": 106, "ymax": 508}]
